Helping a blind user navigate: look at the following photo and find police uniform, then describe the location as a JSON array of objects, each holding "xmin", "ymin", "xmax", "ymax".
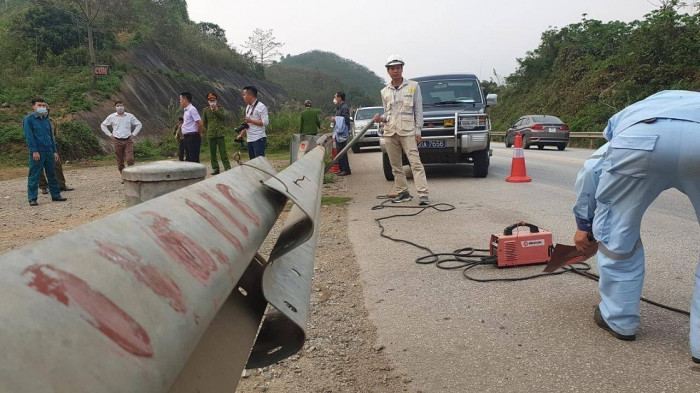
[
  {"xmin": 573, "ymin": 90, "xmax": 700, "ymax": 361},
  {"xmin": 202, "ymin": 93, "xmax": 231, "ymax": 174},
  {"xmin": 380, "ymin": 78, "xmax": 429, "ymax": 199}
]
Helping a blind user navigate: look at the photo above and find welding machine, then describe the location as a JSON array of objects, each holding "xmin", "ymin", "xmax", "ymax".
[{"xmin": 489, "ymin": 222, "xmax": 553, "ymax": 267}]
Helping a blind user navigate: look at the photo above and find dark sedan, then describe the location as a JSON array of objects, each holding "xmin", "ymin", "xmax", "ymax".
[{"xmin": 505, "ymin": 115, "xmax": 570, "ymax": 150}]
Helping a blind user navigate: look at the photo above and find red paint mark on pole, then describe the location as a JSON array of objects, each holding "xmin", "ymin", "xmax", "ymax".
[
  {"xmin": 216, "ymin": 183, "xmax": 261, "ymax": 226},
  {"xmin": 200, "ymin": 192, "xmax": 249, "ymax": 236},
  {"xmin": 212, "ymin": 249, "xmax": 235, "ymax": 285},
  {"xmin": 142, "ymin": 212, "xmax": 217, "ymax": 285},
  {"xmin": 185, "ymin": 199, "xmax": 243, "ymax": 252},
  {"xmin": 96, "ymin": 241, "xmax": 188, "ymax": 314},
  {"xmin": 23, "ymin": 264, "xmax": 153, "ymax": 357}
]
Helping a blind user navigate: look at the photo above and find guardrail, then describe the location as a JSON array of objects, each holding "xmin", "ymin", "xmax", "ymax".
[
  {"xmin": 0, "ymin": 141, "xmax": 329, "ymax": 392},
  {"xmin": 490, "ymin": 131, "xmax": 604, "ymax": 148}
]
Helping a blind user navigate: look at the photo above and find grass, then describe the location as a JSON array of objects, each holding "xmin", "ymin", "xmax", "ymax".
[{"xmin": 321, "ymin": 196, "xmax": 352, "ymax": 205}]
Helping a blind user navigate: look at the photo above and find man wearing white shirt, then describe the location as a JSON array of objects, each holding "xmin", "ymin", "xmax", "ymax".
[
  {"xmin": 236, "ymin": 85, "xmax": 269, "ymax": 159},
  {"xmin": 179, "ymin": 91, "xmax": 204, "ymax": 163},
  {"xmin": 101, "ymin": 100, "xmax": 143, "ymax": 173}
]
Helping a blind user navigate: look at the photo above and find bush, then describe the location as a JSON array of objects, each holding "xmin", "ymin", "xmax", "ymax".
[
  {"xmin": 0, "ymin": 124, "xmax": 25, "ymax": 146},
  {"xmin": 56, "ymin": 120, "xmax": 103, "ymax": 160},
  {"xmin": 267, "ymin": 109, "xmax": 303, "ymax": 153},
  {"xmin": 133, "ymin": 136, "xmax": 178, "ymax": 159}
]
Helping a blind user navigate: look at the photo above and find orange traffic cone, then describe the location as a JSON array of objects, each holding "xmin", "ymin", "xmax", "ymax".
[
  {"xmin": 329, "ymin": 138, "xmax": 341, "ymax": 173},
  {"xmin": 506, "ymin": 132, "xmax": 531, "ymax": 183}
]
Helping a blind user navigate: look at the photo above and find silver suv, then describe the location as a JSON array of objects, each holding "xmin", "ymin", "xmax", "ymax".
[
  {"xmin": 379, "ymin": 74, "xmax": 497, "ymax": 179},
  {"xmin": 351, "ymin": 106, "xmax": 384, "ymax": 153}
]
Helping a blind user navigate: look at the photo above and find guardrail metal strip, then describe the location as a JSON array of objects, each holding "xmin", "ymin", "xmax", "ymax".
[
  {"xmin": 0, "ymin": 157, "xmax": 287, "ymax": 392},
  {"xmin": 247, "ymin": 146, "xmax": 325, "ymax": 368}
]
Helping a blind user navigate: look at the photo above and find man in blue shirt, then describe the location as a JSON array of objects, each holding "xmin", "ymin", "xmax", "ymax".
[
  {"xmin": 572, "ymin": 90, "xmax": 700, "ymax": 364},
  {"xmin": 331, "ymin": 91, "xmax": 351, "ymax": 176},
  {"xmin": 23, "ymin": 98, "xmax": 67, "ymax": 206}
]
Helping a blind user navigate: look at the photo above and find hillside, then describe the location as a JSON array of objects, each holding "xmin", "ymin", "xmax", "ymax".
[
  {"xmin": 489, "ymin": 4, "xmax": 700, "ymax": 132},
  {"xmin": 268, "ymin": 51, "xmax": 384, "ymax": 113},
  {"xmin": 266, "ymin": 64, "xmax": 379, "ymax": 114},
  {"xmin": 280, "ymin": 51, "xmax": 385, "ymax": 97},
  {"xmin": 0, "ymin": 0, "xmax": 287, "ymax": 164}
]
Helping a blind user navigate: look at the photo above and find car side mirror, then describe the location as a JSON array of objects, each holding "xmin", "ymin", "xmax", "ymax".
[{"xmin": 486, "ymin": 94, "xmax": 498, "ymax": 106}]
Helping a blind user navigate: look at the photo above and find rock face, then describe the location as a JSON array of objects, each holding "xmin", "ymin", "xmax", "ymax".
[{"xmin": 75, "ymin": 46, "xmax": 288, "ymax": 139}]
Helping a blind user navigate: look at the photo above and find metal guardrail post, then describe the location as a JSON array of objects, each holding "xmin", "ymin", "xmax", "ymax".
[
  {"xmin": 0, "ymin": 145, "xmax": 328, "ymax": 392},
  {"xmin": 324, "ymin": 121, "xmax": 375, "ymax": 173}
]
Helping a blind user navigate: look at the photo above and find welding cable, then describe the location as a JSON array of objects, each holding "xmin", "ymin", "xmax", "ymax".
[
  {"xmin": 564, "ymin": 266, "xmax": 690, "ymax": 316},
  {"xmin": 372, "ymin": 196, "xmax": 690, "ymax": 316}
]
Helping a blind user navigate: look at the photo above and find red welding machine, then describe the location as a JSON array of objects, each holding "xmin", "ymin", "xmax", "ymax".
[{"xmin": 489, "ymin": 222, "xmax": 553, "ymax": 267}]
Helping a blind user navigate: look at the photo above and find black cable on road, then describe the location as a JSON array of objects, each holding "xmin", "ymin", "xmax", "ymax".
[{"xmin": 372, "ymin": 196, "xmax": 689, "ymax": 316}]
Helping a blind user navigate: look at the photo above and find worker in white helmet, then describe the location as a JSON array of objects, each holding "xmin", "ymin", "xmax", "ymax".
[{"xmin": 373, "ymin": 54, "xmax": 430, "ymax": 205}]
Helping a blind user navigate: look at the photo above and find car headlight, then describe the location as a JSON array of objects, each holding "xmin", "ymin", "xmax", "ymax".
[{"xmin": 458, "ymin": 116, "xmax": 488, "ymax": 130}]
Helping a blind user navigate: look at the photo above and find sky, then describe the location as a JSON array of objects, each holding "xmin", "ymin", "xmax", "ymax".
[{"xmin": 188, "ymin": 0, "xmax": 671, "ymax": 83}]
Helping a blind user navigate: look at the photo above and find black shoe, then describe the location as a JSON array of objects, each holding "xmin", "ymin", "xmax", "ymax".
[
  {"xmin": 211, "ymin": 170, "xmax": 220, "ymax": 175},
  {"xmin": 594, "ymin": 306, "xmax": 636, "ymax": 341},
  {"xmin": 419, "ymin": 196, "xmax": 430, "ymax": 206},
  {"xmin": 52, "ymin": 196, "xmax": 67, "ymax": 202},
  {"xmin": 391, "ymin": 191, "xmax": 412, "ymax": 203},
  {"xmin": 41, "ymin": 188, "xmax": 48, "ymax": 195},
  {"xmin": 59, "ymin": 187, "xmax": 74, "ymax": 192},
  {"xmin": 693, "ymin": 356, "xmax": 700, "ymax": 364},
  {"xmin": 337, "ymin": 171, "xmax": 351, "ymax": 176},
  {"xmin": 29, "ymin": 199, "xmax": 38, "ymax": 206}
]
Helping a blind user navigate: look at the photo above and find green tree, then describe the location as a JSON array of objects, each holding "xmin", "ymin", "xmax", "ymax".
[{"xmin": 197, "ymin": 22, "xmax": 227, "ymax": 43}]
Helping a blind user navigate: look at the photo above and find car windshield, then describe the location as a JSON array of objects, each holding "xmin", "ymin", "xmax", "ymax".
[
  {"xmin": 532, "ymin": 116, "xmax": 563, "ymax": 124},
  {"xmin": 419, "ymin": 79, "xmax": 482, "ymax": 105},
  {"xmin": 355, "ymin": 108, "xmax": 384, "ymax": 120}
]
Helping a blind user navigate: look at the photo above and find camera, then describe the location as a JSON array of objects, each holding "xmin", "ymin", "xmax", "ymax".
[
  {"xmin": 233, "ymin": 122, "xmax": 248, "ymax": 148},
  {"xmin": 233, "ymin": 122, "xmax": 249, "ymax": 134}
]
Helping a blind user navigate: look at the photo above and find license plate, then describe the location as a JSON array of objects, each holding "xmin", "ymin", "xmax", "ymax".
[
  {"xmin": 549, "ymin": 128, "xmax": 557, "ymax": 132},
  {"xmin": 418, "ymin": 140, "xmax": 446, "ymax": 149}
]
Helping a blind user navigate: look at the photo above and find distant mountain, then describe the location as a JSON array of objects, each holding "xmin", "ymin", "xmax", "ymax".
[{"xmin": 269, "ymin": 51, "xmax": 384, "ymax": 113}]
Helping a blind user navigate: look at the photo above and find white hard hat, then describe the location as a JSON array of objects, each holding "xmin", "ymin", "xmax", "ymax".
[{"xmin": 385, "ymin": 54, "xmax": 405, "ymax": 67}]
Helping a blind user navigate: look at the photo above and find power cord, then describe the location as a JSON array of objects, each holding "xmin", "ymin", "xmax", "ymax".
[{"xmin": 372, "ymin": 196, "xmax": 689, "ymax": 316}]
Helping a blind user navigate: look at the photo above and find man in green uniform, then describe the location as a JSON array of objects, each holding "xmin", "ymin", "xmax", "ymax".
[
  {"xmin": 39, "ymin": 108, "xmax": 74, "ymax": 194},
  {"xmin": 299, "ymin": 99, "xmax": 321, "ymax": 135},
  {"xmin": 202, "ymin": 92, "xmax": 231, "ymax": 175}
]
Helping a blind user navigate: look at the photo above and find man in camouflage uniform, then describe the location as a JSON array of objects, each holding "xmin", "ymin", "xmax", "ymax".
[
  {"xmin": 202, "ymin": 92, "xmax": 231, "ymax": 175},
  {"xmin": 39, "ymin": 108, "xmax": 74, "ymax": 194}
]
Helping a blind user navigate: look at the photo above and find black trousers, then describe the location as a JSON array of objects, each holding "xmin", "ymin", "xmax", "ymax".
[
  {"xmin": 178, "ymin": 139, "xmax": 186, "ymax": 161},
  {"xmin": 183, "ymin": 133, "xmax": 201, "ymax": 163}
]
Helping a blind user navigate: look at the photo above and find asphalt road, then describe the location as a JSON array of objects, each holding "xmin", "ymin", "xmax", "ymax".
[{"xmin": 345, "ymin": 144, "xmax": 700, "ymax": 392}]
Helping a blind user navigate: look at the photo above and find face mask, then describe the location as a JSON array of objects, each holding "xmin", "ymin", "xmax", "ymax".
[
  {"xmin": 36, "ymin": 107, "xmax": 48, "ymax": 115},
  {"xmin": 333, "ymin": 98, "xmax": 338, "ymax": 105},
  {"xmin": 209, "ymin": 101, "xmax": 217, "ymax": 107},
  {"xmin": 116, "ymin": 106, "xmax": 125, "ymax": 114}
]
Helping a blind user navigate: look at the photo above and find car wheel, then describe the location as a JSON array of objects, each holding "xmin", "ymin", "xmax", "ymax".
[
  {"xmin": 505, "ymin": 137, "xmax": 512, "ymax": 148},
  {"xmin": 524, "ymin": 136, "xmax": 531, "ymax": 149},
  {"xmin": 537, "ymin": 144, "xmax": 544, "ymax": 150},
  {"xmin": 557, "ymin": 143, "xmax": 567, "ymax": 151},
  {"xmin": 351, "ymin": 142, "xmax": 360, "ymax": 154},
  {"xmin": 472, "ymin": 149, "xmax": 489, "ymax": 178},
  {"xmin": 382, "ymin": 153, "xmax": 394, "ymax": 181}
]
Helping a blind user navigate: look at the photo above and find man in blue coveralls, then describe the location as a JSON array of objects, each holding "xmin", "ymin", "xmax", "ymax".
[
  {"xmin": 572, "ymin": 90, "xmax": 700, "ymax": 364},
  {"xmin": 23, "ymin": 98, "xmax": 67, "ymax": 206}
]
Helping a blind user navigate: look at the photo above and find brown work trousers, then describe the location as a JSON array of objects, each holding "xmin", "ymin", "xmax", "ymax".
[
  {"xmin": 114, "ymin": 138, "xmax": 134, "ymax": 172},
  {"xmin": 385, "ymin": 133, "xmax": 429, "ymax": 197}
]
